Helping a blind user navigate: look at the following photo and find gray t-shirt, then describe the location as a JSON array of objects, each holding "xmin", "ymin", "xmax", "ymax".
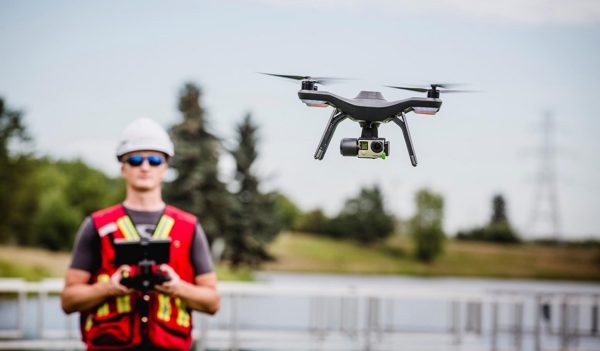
[{"xmin": 69, "ymin": 207, "xmax": 214, "ymax": 276}]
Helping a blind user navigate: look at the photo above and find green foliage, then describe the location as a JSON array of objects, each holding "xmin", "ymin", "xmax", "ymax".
[
  {"xmin": 165, "ymin": 83, "xmax": 231, "ymax": 243},
  {"xmin": 227, "ymin": 113, "xmax": 281, "ymax": 267},
  {"xmin": 329, "ymin": 186, "xmax": 396, "ymax": 243},
  {"xmin": 33, "ymin": 190, "xmax": 81, "ymax": 251},
  {"xmin": 28, "ymin": 159, "xmax": 124, "ymax": 251},
  {"xmin": 0, "ymin": 152, "xmax": 123, "ymax": 250},
  {"xmin": 491, "ymin": 194, "xmax": 508, "ymax": 224},
  {"xmin": 295, "ymin": 209, "xmax": 332, "ymax": 235},
  {"xmin": 1, "ymin": 156, "xmax": 40, "ymax": 245},
  {"xmin": 410, "ymin": 188, "xmax": 445, "ymax": 262},
  {"xmin": 296, "ymin": 186, "xmax": 396, "ymax": 244},
  {"xmin": 456, "ymin": 194, "xmax": 520, "ymax": 244},
  {"xmin": 0, "ymin": 97, "xmax": 29, "ymax": 160},
  {"xmin": 273, "ymin": 192, "xmax": 301, "ymax": 230},
  {"xmin": 0, "ymin": 98, "xmax": 32, "ymax": 243},
  {"xmin": 0, "ymin": 98, "xmax": 125, "ymax": 250}
]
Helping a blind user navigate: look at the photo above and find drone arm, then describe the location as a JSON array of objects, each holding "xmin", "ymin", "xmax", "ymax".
[
  {"xmin": 314, "ymin": 109, "xmax": 347, "ymax": 160},
  {"xmin": 392, "ymin": 113, "xmax": 418, "ymax": 167}
]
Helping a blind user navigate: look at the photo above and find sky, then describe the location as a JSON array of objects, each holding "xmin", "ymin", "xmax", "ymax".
[{"xmin": 1, "ymin": 0, "xmax": 599, "ymax": 239}]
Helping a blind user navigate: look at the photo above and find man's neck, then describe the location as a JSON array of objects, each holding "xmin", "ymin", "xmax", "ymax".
[{"xmin": 123, "ymin": 187, "xmax": 165, "ymax": 212}]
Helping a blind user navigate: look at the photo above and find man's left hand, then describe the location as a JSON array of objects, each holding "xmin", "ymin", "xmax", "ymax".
[{"xmin": 154, "ymin": 264, "xmax": 182, "ymax": 297}]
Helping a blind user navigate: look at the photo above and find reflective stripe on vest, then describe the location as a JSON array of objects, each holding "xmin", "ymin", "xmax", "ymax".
[
  {"xmin": 116, "ymin": 216, "xmax": 140, "ymax": 241},
  {"xmin": 96, "ymin": 274, "xmax": 110, "ymax": 317},
  {"xmin": 157, "ymin": 293, "xmax": 172, "ymax": 321},
  {"xmin": 116, "ymin": 295, "xmax": 131, "ymax": 313},
  {"xmin": 84, "ymin": 314, "xmax": 93, "ymax": 332},
  {"xmin": 175, "ymin": 298, "xmax": 190, "ymax": 328},
  {"xmin": 153, "ymin": 216, "xmax": 175, "ymax": 239},
  {"xmin": 157, "ymin": 296, "xmax": 190, "ymax": 327}
]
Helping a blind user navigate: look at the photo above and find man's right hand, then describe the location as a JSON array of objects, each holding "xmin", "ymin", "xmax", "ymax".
[{"xmin": 107, "ymin": 265, "xmax": 134, "ymax": 296}]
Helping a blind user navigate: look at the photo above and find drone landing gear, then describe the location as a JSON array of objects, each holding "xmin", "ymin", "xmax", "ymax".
[
  {"xmin": 314, "ymin": 109, "xmax": 347, "ymax": 160},
  {"xmin": 392, "ymin": 113, "xmax": 417, "ymax": 167},
  {"xmin": 314, "ymin": 110, "xmax": 418, "ymax": 166}
]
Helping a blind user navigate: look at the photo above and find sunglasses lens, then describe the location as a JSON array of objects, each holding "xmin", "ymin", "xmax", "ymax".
[
  {"xmin": 147, "ymin": 155, "xmax": 163, "ymax": 166},
  {"xmin": 127, "ymin": 155, "xmax": 144, "ymax": 166}
]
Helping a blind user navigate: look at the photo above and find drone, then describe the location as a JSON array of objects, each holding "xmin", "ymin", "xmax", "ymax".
[{"xmin": 262, "ymin": 73, "xmax": 472, "ymax": 166}]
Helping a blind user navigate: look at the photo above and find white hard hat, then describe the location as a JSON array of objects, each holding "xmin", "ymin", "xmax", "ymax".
[{"xmin": 116, "ymin": 118, "xmax": 174, "ymax": 159}]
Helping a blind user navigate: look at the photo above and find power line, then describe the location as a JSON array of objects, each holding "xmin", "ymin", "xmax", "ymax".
[{"xmin": 528, "ymin": 111, "xmax": 561, "ymax": 240}]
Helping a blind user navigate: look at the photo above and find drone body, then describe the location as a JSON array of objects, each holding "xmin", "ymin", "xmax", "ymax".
[{"xmin": 263, "ymin": 73, "xmax": 465, "ymax": 166}]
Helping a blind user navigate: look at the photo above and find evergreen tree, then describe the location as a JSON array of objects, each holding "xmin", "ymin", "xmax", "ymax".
[
  {"xmin": 227, "ymin": 113, "xmax": 280, "ymax": 267},
  {"xmin": 410, "ymin": 188, "xmax": 445, "ymax": 262},
  {"xmin": 0, "ymin": 98, "xmax": 32, "ymax": 243},
  {"xmin": 491, "ymin": 194, "xmax": 508, "ymax": 225},
  {"xmin": 165, "ymin": 83, "xmax": 231, "ymax": 244},
  {"xmin": 456, "ymin": 194, "xmax": 520, "ymax": 243},
  {"xmin": 486, "ymin": 194, "xmax": 520, "ymax": 243}
]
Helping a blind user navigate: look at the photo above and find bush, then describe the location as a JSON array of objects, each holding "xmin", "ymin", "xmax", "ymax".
[{"xmin": 295, "ymin": 209, "xmax": 331, "ymax": 235}]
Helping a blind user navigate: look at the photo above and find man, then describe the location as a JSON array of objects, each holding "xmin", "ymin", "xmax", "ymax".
[{"xmin": 61, "ymin": 118, "xmax": 220, "ymax": 351}]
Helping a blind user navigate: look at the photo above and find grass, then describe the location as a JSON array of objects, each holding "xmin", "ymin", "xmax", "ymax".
[
  {"xmin": 0, "ymin": 259, "xmax": 53, "ymax": 281},
  {"xmin": 215, "ymin": 265, "xmax": 255, "ymax": 281},
  {"xmin": 0, "ymin": 245, "xmax": 70, "ymax": 280},
  {"xmin": 263, "ymin": 232, "xmax": 600, "ymax": 281}
]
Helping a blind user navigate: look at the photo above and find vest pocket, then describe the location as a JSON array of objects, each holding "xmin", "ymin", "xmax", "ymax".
[
  {"xmin": 88, "ymin": 312, "xmax": 135, "ymax": 347},
  {"xmin": 148, "ymin": 314, "xmax": 192, "ymax": 350}
]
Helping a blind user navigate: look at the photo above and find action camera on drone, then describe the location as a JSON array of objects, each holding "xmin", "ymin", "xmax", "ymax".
[{"xmin": 341, "ymin": 138, "xmax": 390, "ymax": 159}]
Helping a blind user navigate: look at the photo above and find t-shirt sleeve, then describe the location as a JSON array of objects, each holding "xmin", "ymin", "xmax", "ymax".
[
  {"xmin": 190, "ymin": 223, "xmax": 214, "ymax": 276},
  {"xmin": 69, "ymin": 216, "xmax": 101, "ymax": 273}
]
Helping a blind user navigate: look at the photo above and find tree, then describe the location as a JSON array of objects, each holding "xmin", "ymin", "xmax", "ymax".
[
  {"xmin": 226, "ymin": 113, "xmax": 280, "ymax": 267},
  {"xmin": 491, "ymin": 194, "xmax": 507, "ymax": 225},
  {"xmin": 295, "ymin": 209, "xmax": 331, "ymax": 235},
  {"xmin": 0, "ymin": 97, "xmax": 125, "ymax": 249},
  {"xmin": 164, "ymin": 83, "xmax": 231, "ymax": 244},
  {"xmin": 486, "ymin": 194, "xmax": 520, "ymax": 243},
  {"xmin": 0, "ymin": 98, "xmax": 29, "ymax": 161},
  {"xmin": 0, "ymin": 97, "xmax": 32, "ymax": 243},
  {"xmin": 329, "ymin": 185, "xmax": 396, "ymax": 244},
  {"xmin": 410, "ymin": 188, "xmax": 445, "ymax": 262},
  {"xmin": 456, "ymin": 194, "xmax": 520, "ymax": 243},
  {"xmin": 274, "ymin": 192, "xmax": 301, "ymax": 230},
  {"xmin": 29, "ymin": 158, "xmax": 124, "ymax": 250}
]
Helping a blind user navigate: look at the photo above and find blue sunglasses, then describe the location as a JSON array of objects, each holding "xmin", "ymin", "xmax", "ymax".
[{"xmin": 125, "ymin": 155, "xmax": 165, "ymax": 167}]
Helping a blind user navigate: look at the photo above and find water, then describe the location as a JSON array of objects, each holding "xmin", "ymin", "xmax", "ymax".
[
  {"xmin": 1, "ymin": 273, "xmax": 599, "ymax": 350},
  {"xmin": 255, "ymin": 271, "xmax": 600, "ymax": 293}
]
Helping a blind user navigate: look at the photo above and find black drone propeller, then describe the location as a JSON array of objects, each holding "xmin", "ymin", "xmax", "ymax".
[
  {"xmin": 259, "ymin": 72, "xmax": 349, "ymax": 88},
  {"xmin": 386, "ymin": 83, "xmax": 477, "ymax": 98}
]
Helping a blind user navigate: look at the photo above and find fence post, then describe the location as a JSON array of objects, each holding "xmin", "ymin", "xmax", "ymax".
[
  {"xmin": 491, "ymin": 301, "xmax": 498, "ymax": 351},
  {"xmin": 534, "ymin": 295, "xmax": 541, "ymax": 351}
]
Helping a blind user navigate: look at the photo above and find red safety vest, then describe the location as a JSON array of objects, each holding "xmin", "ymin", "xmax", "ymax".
[{"xmin": 80, "ymin": 204, "xmax": 197, "ymax": 351}]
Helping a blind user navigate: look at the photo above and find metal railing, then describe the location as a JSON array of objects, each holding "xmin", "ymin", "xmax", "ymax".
[{"xmin": 0, "ymin": 278, "xmax": 598, "ymax": 351}]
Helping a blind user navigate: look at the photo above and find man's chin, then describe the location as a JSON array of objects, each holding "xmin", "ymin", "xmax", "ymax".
[{"xmin": 130, "ymin": 183, "xmax": 158, "ymax": 192}]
